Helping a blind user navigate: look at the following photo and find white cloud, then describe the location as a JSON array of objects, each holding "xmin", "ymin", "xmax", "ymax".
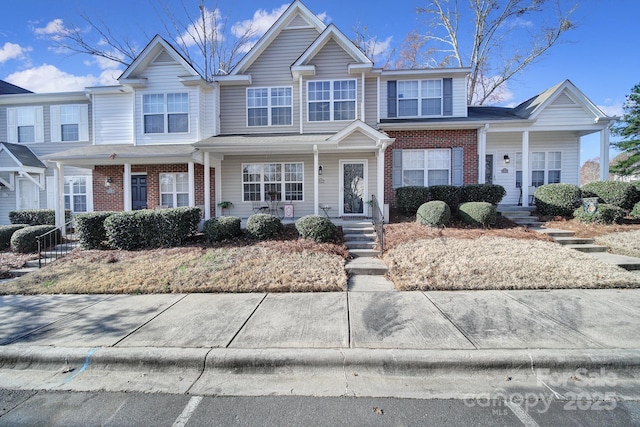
[
  {"xmin": 34, "ymin": 18, "xmax": 68, "ymax": 36},
  {"xmin": 232, "ymin": 4, "xmax": 289, "ymax": 39},
  {"xmin": 177, "ymin": 8, "xmax": 225, "ymax": 48},
  {"xmin": 364, "ymin": 36, "xmax": 393, "ymax": 63},
  {"xmin": 0, "ymin": 42, "xmax": 32, "ymax": 63},
  {"xmin": 597, "ymin": 101, "xmax": 624, "ymax": 118},
  {"xmin": 4, "ymin": 64, "xmax": 101, "ymax": 92}
]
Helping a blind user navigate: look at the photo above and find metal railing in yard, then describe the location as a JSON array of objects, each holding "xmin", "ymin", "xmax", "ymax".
[
  {"xmin": 37, "ymin": 220, "xmax": 76, "ymax": 268},
  {"xmin": 371, "ymin": 194, "xmax": 384, "ymax": 253}
]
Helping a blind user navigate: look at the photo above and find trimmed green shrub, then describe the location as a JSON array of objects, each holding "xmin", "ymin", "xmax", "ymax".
[
  {"xmin": 9, "ymin": 209, "xmax": 71, "ymax": 226},
  {"xmin": 573, "ymin": 204, "xmax": 625, "ymax": 225},
  {"xmin": 203, "ymin": 216, "xmax": 242, "ymax": 242},
  {"xmin": 534, "ymin": 184, "xmax": 582, "ymax": 217},
  {"xmin": 458, "ymin": 202, "xmax": 497, "ymax": 227},
  {"xmin": 460, "ymin": 184, "xmax": 506, "ymax": 205},
  {"xmin": 75, "ymin": 211, "xmax": 117, "ymax": 249},
  {"xmin": 395, "ymin": 186, "xmax": 430, "ymax": 215},
  {"xmin": 295, "ymin": 215, "xmax": 337, "ymax": 243},
  {"xmin": 0, "ymin": 224, "xmax": 28, "ymax": 250},
  {"xmin": 416, "ymin": 201, "xmax": 451, "ymax": 227},
  {"xmin": 104, "ymin": 207, "xmax": 201, "ymax": 250},
  {"xmin": 631, "ymin": 201, "xmax": 640, "ymax": 219},
  {"xmin": 246, "ymin": 213, "xmax": 283, "ymax": 240},
  {"xmin": 428, "ymin": 185, "xmax": 461, "ymax": 212},
  {"xmin": 582, "ymin": 181, "xmax": 639, "ymax": 211},
  {"xmin": 10, "ymin": 225, "xmax": 58, "ymax": 253}
]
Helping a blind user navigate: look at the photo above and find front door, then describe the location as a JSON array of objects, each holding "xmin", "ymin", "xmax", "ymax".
[
  {"xmin": 340, "ymin": 161, "xmax": 367, "ymax": 216},
  {"xmin": 16, "ymin": 177, "xmax": 40, "ymax": 210},
  {"xmin": 485, "ymin": 154, "xmax": 494, "ymax": 184},
  {"xmin": 131, "ymin": 175, "xmax": 147, "ymax": 210}
]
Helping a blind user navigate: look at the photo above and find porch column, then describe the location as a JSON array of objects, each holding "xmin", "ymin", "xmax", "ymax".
[
  {"xmin": 188, "ymin": 161, "xmax": 195, "ymax": 207},
  {"xmin": 600, "ymin": 127, "xmax": 610, "ymax": 181},
  {"xmin": 204, "ymin": 152, "xmax": 211, "ymax": 220},
  {"xmin": 54, "ymin": 162, "xmax": 65, "ymax": 235},
  {"xmin": 478, "ymin": 124, "xmax": 488, "ymax": 183},
  {"xmin": 214, "ymin": 157, "xmax": 222, "ymax": 218},
  {"xmin": 313, "ymin": 145, "xmax": 319, "ymax": 216},
  {"xmin": 522, "ymin": 131, "xmax": 530, "ymax": 207},
  {"xmin": 123, "ymin": 163, "xmax": 131, "ymax": 211},
  {"xmin": 377, "ymin": 146, "xmax": 385, "ymax": 205}
]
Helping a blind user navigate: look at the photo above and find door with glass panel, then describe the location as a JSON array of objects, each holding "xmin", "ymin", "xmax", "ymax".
[{"xmin": 340, "ymin": 161, "xmax": 367, "ymax": 216}]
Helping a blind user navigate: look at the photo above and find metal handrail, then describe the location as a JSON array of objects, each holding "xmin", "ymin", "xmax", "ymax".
[
  {"xmin": 371, "ymin": 194, "xmax": 384, "ymax": 253},
  {"xmin": 37, "ymin": 220, "xmax": 75, "ymax": 268}
]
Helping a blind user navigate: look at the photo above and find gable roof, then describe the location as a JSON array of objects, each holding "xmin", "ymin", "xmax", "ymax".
[
  {"xmin": 0, "ymin": 142, "xmax": 46, "ymax": 169},
  {"xmin": 293, "ymin": 24, "xmax": 372, "ymax": 68},
  {"xmin": 0, "ymin": 80, "xmax": 32, "ymax": 95},
  {"xmin": 230, "ymin": 0, "xmax": 326, "ymax": 75},
  {"xmin": 119, "ymin": 35, "xmax": 201, "ymax": 81}
]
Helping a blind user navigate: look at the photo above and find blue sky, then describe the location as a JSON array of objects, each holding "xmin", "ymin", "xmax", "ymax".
[{"xmin": 0, "ymin": 0, "xmax": 637, "ymax": 165}]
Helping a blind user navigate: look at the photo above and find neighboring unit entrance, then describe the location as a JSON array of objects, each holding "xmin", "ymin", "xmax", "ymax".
[
  {"xmin": 131, "ymin": 175, "xmax": 147, "ymax": 210},
  {"xmin": 339, "ymin": 160, "xmax": 367, "ymax": 216},
  {"xmin": 16, "ymin": 177, "xmax": 40, "ymax": 210}
]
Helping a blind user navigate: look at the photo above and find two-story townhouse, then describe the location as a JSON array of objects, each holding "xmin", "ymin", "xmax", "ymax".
[{"xmin": 2, "ymin": 0, "xmax": 615, "ymax": 228}]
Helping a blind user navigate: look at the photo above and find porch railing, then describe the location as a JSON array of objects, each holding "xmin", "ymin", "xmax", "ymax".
[
  {"xmin": 37, "ymin": 220, "xmax": 76, "ymax": 268},
  {"xmin": 371, "ymin": 194, "xmax": 384, "ymax": 253}
]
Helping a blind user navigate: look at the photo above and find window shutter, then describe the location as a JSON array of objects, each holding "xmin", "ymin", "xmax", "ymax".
[
  {"xmin": 443, "ymin": 78, "xmax": 453, "ymax": 116},
  {"xmin": 392, "ymin": 149, "xmax": 402, "ymax": 188},
  {"xmin": 387, "ymin": 81, "xmax": 397, "ymax": 118},
  {"xmin": 7, "ymin": 108, "xmax": 17, "ymax": 143},
  {"xmin": 34, "ymin": 107, "xmax": 44, "ymax": 143},
  {"xmin": 79, "ymin": 104, "xmax": 89, "ymax": 141},
  {"xmin": 452, "ymin": 147, "xmax": 464, "ymax": 186},
  {"xmin": 50, "ymin": 105, "xmax": 61, "ymax": 142}
]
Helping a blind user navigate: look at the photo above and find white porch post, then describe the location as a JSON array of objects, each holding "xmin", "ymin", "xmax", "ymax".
[
  {"xmin": 313, "ymin": 145, "xmax": 319, "ymax": 216},
  {"xmin": 478, "ymin": 125, "xmax": 488, "ymax": 183},
  {"xmin": 214, "ymin": 157, "xmax": 222, "ymax": 218},
  {"xmin": 600, "ymin": 127, "xmax": 610, "ymax": 181},
  {"xmin": 522, "ymin": 131, "xmax": 530, "ymax": 207},
  {"xmin": 188, "ymin": 161, "xmax": 195, "ymax": 207},
  {"xmin": 54, "ymin": 162, "xmax": 65, "ymax": 234},
  {"xmin": 377, "ymin": 146, "xmax": 385, "ymax": 205},
  {"xmin": 204, "ymin": 152, "xmax": 211, "ymax": 220},
  {"xmin": 123, "ymin": 163, "xmax": 131, "ymax": 211}
]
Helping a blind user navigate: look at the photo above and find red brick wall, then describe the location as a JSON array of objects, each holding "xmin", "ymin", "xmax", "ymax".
[
  {"xmin": 93, "ymin": 164, "xmax": 216, "ymax": 216},
  {"xmin": 384, "ymin": 129, "xmax": 479, "ymax": 207}
]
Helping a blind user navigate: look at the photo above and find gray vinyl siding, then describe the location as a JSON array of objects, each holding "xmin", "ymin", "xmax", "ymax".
[
  {"xmin": 0, "ymin": 107, "xmax": 6, "ymax": 141},
  {"xmin": 201, "ymin": 87, "xmax": 215, "ymax": 138},
  {"xmin": 219, "ymin": 28, "xmax": 319, "ymax": 135},
  {"xmin": 364, "ymin": 77, "xmax": 377, "ymax": 126},
  {"xmin": 94, "ymin": 93, "xmax": 134, "ymax": 145}
]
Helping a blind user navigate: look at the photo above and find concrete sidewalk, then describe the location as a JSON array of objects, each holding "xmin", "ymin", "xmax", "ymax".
[{"xmin": 1, "ymin": 289, "xmax": 640, "ymax": 399}]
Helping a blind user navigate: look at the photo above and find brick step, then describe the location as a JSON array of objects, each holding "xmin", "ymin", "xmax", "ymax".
[
  {"xmin": 553, "ymin": 237, "xmax": 595, "ymax": 245},
  {"xmin": 565, "ymin": 244, "xmax": 609, "ymax": 253}
]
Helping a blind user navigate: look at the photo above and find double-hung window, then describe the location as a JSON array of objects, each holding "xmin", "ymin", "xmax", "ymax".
[
  {"xmin": 7, "ymin": 107, "xmax": 44, "ymax": 143},
  {"xmin": 143, "ymin": 93, "xmax": 189, "ymax": 134},
  {"xmin": 60, "ymin": 105, "xmax": 80, "ymax": 141},
  {"xmin": 308, "ymin": 80, "xmax": 356, "ymax": 121},
  {"xmin": 247, "ymin": 87, "xmax": 292, "ymax": 126},
  {"xmin": 517, "ymin": 151, "xmax": 562, "ymax": 187},
  {"xmin": 397, "ymin": 79, "xmax": 442, "ymax": 117},
  {"xmin": 64, "ymin": 176, "xmax": 88, "ymax": 213},
  {"xmin": 160, "ymin": 173, "xmax": 189, "ymax": 207},
  {"xmin": 400, "ymin": 149, "xmax": 451, "ymax": 186},
  {"xmin": 531, "ymin": 152, "xmax": 546, "ymax": 187},
  {"xmin": 242, "ymin": 163, "xmax": 304, "ymax": 202},
  {"xmin": 17, "ymin": 108, "xmax": 36, "ymax": 143},
  {"xmin": 547, "ymin": 152, "xmax": 562, "ymax": 183}
]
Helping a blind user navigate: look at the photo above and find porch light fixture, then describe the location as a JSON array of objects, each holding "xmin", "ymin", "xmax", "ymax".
[
  {"xmin": 318, "ymin": 165, "xmax": 323, "ymax": 176},
  {"xmin": 105, "ymin": 177, "xmax": 113, "ymax": 187},
  {"xmin": 503, "ymin": 154, "xmax": 510, "ymax": 164}
]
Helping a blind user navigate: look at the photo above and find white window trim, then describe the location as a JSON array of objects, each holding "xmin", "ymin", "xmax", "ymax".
[
  {"xmin": 16, "ymin": 176, "xmax": 41, "ymax": 210},
  {"xmin": 307, "ymin": 79, "xmax": 357, "ymax": 122},
  {"xmin": 520, "ymin": 151, "xmax": 563, "ymax": 187},
  {"xmin": 241, "ymin": 162, "xmax": 305, "ymax": 202},
  {"xmin": 142, "ymin": 93, "xmax": 190, "ymax": 135},
  {"xmin": 63, "ymin": 175, "xmax": 94, "ymax": 213},
  {"xmin": 397, "ymin": 78, "xmax": 443, "ymax": 118},
  {"xmin": 159, "ymin": 172, "xmax": 189, "ymax": 208},
  {"xmin": 6, "ymin": 106, "xmax": 44, "ymax": 143},
  {"xmin": 400, "ymin": 148, "xmax": 452, "ymax": 187},
  {"xmin": 50, "ymin": 104, "xmax": 90, "ymax": 142},
  {"xmin": 246, "ymin": 86, "xmax": 293, "ymax": 127}
]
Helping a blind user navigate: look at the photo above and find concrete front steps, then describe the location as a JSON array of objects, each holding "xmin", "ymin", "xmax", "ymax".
[
  {"xmin": 8, "ymin": 241, "xmax": 78, "ymax": 278},
  {"xmin": 497, "ymin": 206, "xmax": 544, "ymax": 227},
  {"xmin": 342, "ymin": 221, "xmax": 394, "ymax": 292}
]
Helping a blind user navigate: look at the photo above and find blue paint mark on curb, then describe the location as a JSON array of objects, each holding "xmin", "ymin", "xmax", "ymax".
[{"xmin": 63, "ymin": 347, "xmax": 98, "ymax": 384}]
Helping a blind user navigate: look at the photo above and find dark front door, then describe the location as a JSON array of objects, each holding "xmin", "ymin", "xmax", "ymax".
[
  {"xmin": 485, "ymin": 154, "xmax": 494, "ymax": 184},
  {"xmin": 131, "ymin": 175, "xmax": 147, "ymax": 210}
]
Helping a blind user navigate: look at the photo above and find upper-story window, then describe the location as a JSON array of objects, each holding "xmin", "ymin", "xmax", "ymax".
[
  {"xmin": 50, "ymin": 104, "xmax": 89, "ymax": 142},
  {"xmin": 308, "ymin": 80, "xmax": 356, "ymax": 122},
  {"xmin": 6, "ymin": 107, "xmax": 44, "ymax": 143},
  {"xmin": 143, "ymin": 93, "xmax": 189, "ymax": 134},
  {"xmin": 247, "ymin": 87, "xmax": 292, "ymax": 127},
  {"xmin": 397, "ymin": 79, "xmax": 442, "ymax": 117}
]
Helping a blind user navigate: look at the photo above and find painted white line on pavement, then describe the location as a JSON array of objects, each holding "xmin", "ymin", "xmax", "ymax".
[
  {"xmin": 172, "ymin": 395, "xmax": 204, "ymax": 427},
  {"xmin": 506, "ymin": 400, "xmax": 540, "ymax": 427}
]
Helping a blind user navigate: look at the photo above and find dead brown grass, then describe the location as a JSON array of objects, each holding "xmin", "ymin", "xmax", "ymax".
[
  {"xmin": 595, "ymin": 230, "xmax": 640, "ymax": 258},
  {"xmin": 544, "ymin": 217, "xmax": 640, "ymax": 238},
  {"xmin": 0, "ymin": 252, "xmax": 37, "ymax": 279}
]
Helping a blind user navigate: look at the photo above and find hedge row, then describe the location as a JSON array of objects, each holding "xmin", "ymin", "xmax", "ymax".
[
  {"xmin": 203, "ymin": 216, "xmax": 242, "ymax": 242},
  {"xmin": 573, "ymin": 204, "xmax": 625, "ymax": 225},
  {"xmin": 74, "ymin": 211, "xmax": 117, "ymax": 249},
  {"xmin": 581, "ymin": 181, "xmax": 639, "ymax": 211},
  {"xmin": 11, "ymin": 225, "xmax": 59, "ymax": 253},
  {"xmin": 9, "ymin": 209, "xmax": 71, "ymax": 226},
  {"xmin": 396, "ymin": 184, "xmax": 506, "ymax": 216},
  {"xmin": 0, "ymin": 224, "xmax": 28, "ymax": 250}
]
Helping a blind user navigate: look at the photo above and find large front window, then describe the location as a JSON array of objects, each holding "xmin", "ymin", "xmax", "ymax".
[
  {"xmin": 308, "ymin": 80, "xmax": 356, "ymax": 121},
  {"xmin": 401, "ymin": 149, "xmax": 451, "ymax": 186},
  {"xmin": 242, "ymin": 163, "xmax": 304, "ymax": 202},
  {"xmin": 160, "ymin": 173, "xmax": 189, "ymax": 207},
  {"xmin": 64, "ymin": 176, "xmax": 88, "ymax": 213},
  {"xmin": 143, "ymin": 93, "xmax": 189, "ymax": 134},
  {"xmin": 521, "ymin": 151, "xmax": 562, "ymax": 187},
  {"xmin": 247, "ymin": 87, "xmax": 292, "ymax": 126},
  {"xmin": 397, "ymin": 79, "xmax": 442, "ymax": 117}
]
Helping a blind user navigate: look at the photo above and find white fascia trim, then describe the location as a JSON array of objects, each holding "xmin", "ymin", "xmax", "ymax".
[
  {"xmin": 119, "ymin": 35, "xmax": 201, "ymax": 80},
  {"xmin": 213, "ymin": 75, "xmax": 252, "ymax": 86},
  {"xmin": 0, "ymin": 92, "xmax": 87, "ymax": 105},
  {"xmin": 291, "ymin": 65, "xmax": 316, "ymax": 80},
  {"xmin": 85, "ymin": 85, "xmax": 133, "ymax": 94},
  {"xmin": 119, "ymin": 78, "xmax": 147, "ymax": 88},
  {"xmin": 294, "ymin": 24, "xmax": 372, "ymax": 67},
  {"xmin": 179, "ymin": 75, "xmax": 211, "ymax": 88},
  {"xmin": 348, "ymin": 63, "xmax": 373, "ymax": 74},
  {"xmin": 380, "ymin": 68, "xmax": 472, "ymax": 78}
]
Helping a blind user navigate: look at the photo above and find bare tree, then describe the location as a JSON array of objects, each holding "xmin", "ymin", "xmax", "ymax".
[
  {"xmin": 580, "ymin": 157, "xmax": 600, "ymax": 185},
  {"xmin": 408, "ymin": 0, "xmax": 577, "ymax": 105},
  {"xmin": 352, "ymin": 24, "xmax": 395, "ymax": 69}
]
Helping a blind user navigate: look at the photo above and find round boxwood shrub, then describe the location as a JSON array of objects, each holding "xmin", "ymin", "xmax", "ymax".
[
  {"xmin": 203, "ymin": 216, "xmax": 242, "ymax": 242},
  {"xmin": 0, "ymin": 224, "xmax": 28, "ymax": 250},
  {"xmin": 428, "ymin": 185, "xmax": 461, "ymax": 211},
  {"xmin": 10, "ymin": 225, "xmax": 59, "ymax": 253},
  {"xmin": 631, "ymin": 201, "xmax": 640, "ymax": 219},
  {"xmin": 581, "ymin": 181, "xmax": 639, "ymax": 211},
  {"xmin": 458, "ymin": 202, "xmax": 496, "ymax": 227},
  {"xmin": 395, "ymin": 186, "xmax": 430, "ymax": 216},
  {"xmin": 295, "ymin": 215, "xmax": 337, "ymax": 243},
  {"xmin": 246, "ymin": 213, "xmax": 283, "ymax": 240},
  {"xmin": 75, "ymin": 211, "xmax": 117, "ymax": 249},
  {"xmin": 460, "ymin": 184, "xmax": 506, "ymax": 205},
  {"xmin": 573, "ymin": 203, "xmax": 625, "ymax": 225},
  {"xmin": 416, "ymin": 201, "xmax": 451, "ymax": 227},
  {"xmin": 534, "ymin": 183, "xmax": 582, "ymax": 217}
]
